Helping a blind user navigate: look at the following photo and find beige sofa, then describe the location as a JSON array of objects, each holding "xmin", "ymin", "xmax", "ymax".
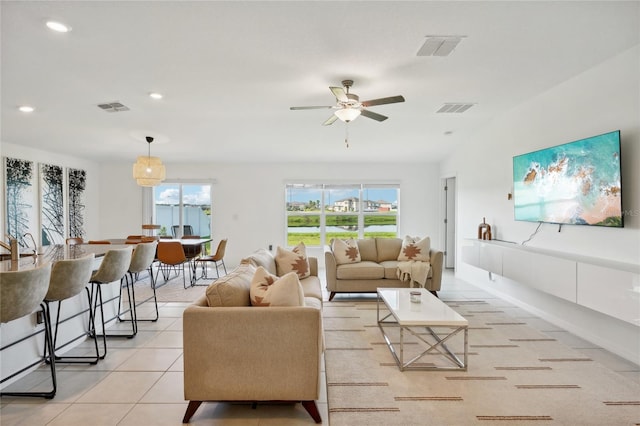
[
  {"xmin": 325, "ymin": 237, "xmax": 444, "ymax": 300},
  {"xmin": 182, "ymin": 249, "xmax": 323, "ymax": 424}
]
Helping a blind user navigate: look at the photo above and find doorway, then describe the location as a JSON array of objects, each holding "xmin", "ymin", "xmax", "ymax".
[{"xmin": 443, "ymin": 177, "xmax": 456, "ymax": 269}]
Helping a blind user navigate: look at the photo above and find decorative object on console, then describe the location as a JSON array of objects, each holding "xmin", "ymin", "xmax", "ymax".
[
  {"xmin": 133, "ymin": 136, "xmax": 166, "ymax": 187},
  {"xmin": 478, "ymin": 217, "xmax": 492, "ymax": 240}
]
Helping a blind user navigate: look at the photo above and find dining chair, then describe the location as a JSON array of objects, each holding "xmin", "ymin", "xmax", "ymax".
[
  {"xmin": 42, "ymin": 254, "xmax": 99, "ymax": 365},
  {"xmin": 157, "ymin": 241, "xmax": 191, "ymax": 288},
  {"xmin": 197, "ymin": 239, "xmax": 228, "ymax": 280},
  {"xmin": 0, "ymin": 263, "xmax": 55, "ymax": 399},
  {"xmin": 88, "ymin": 247, "xmax": 133, "ymax": 359},
  {"xmin": 66, "ymin": 237, "xmax": 84, "ymax": 245},
  {"xmin": 171, "ymin": 224, "xmax": 194, "ymax": 238},
  {"xmin": 117, "ymin": 241, "xmax": 159, "ymax": 333}
]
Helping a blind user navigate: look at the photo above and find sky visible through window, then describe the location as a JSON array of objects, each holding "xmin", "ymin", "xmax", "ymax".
[
  {"xmin": 288, "ymin": 188, "xmax": 397, "ymax": 204},
  {"xmin": 154, "ymin": 184, "xmax": 211, "ymax": 205}
]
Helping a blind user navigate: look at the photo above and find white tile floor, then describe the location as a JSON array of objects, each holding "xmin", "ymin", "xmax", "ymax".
[
  {"xmin": 1, "ymin": 269, "xmax": 638, "ymax": 425},
  {"xmin": 0, "ymin": 297, "xmax": 328, "ymax": 425}
]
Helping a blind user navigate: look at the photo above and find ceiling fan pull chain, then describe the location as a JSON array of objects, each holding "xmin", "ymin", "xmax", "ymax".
[{"xmin": 345, "ymin": 124, "xmax": 349, "ymax": 148}]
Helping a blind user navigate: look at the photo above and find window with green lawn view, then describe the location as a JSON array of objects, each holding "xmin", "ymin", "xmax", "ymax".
[{"xmin": 286, "ymin": 183, "xmax": 399, "ymax": 247}]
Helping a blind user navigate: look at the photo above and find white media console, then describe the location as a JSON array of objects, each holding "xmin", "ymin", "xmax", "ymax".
[{"xmin": 462, "ymin": 239, "xmax": 640, "ymax": 327}]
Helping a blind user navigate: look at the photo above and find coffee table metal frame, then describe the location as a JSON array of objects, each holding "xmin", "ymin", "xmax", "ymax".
[{"xmin": 376, "ymin": 288, "xmax": 468, "ymax": 371}]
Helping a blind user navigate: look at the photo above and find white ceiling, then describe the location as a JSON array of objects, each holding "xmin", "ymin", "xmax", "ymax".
[{"xmin": 2, "ymin": 1, "xmax": 638, "ymax": 164}]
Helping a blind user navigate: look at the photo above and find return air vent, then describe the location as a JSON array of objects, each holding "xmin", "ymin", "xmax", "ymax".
[
  {"xmin": 417, "ymin": 36, "xmax": 466, "ymax": 57},
  {"xmin": 97, "ymin": 101, "xmax": 130, "ymax": 112},
  {"xmin": 436, "ymin": 103, "xmax": 475, "ymax": 113}
]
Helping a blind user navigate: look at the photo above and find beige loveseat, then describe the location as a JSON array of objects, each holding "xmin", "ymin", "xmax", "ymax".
[
  {"xmin": 182, "ymin": 249, "xmax": 323, "ymax": 423},
  {"xmin": 325, "ymin": 237, "xmax": 444, "ymax": 301}
]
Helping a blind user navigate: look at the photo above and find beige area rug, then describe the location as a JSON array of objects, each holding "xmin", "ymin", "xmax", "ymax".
[
  {"xmin": 323, "ymin": 298, "xmax": 640, "ymax": 426},
  {"xmin": 131, "ymin": 269, "xmax": 215, "ymax": 303}
]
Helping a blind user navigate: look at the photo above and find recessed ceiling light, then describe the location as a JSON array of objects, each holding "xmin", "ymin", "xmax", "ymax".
[
  {"xmin": 19, "ymin": 106, "xmax": 35, "ymax": 113},
  {"xmin": 149, "ymin": 92, "xmax": 163, "ymax": 100},
  {"xmin": 46, "ymin": 21, "xmax": 71, "ymax": 33}
]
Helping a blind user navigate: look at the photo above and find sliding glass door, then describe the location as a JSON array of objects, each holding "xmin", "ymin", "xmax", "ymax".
[{"xmin": 153, "ymin": 183, "xmax": 212, "ymax": 239}]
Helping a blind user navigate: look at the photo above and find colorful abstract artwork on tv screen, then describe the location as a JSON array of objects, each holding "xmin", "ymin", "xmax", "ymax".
[{"xmin": 513, "ymin": 130, "xmax": 623, "ymax": 227}]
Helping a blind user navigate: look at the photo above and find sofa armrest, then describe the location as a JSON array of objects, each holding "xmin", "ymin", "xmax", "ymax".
[
  {"xmin": 324, "ymin": 246, "xmax": 337, "ymax": 291},
  {"xmin": 308, "ymin": 256, "xmax": 318, "ymax": 277},
  {"xmin": 428, "ymin": 250, "xmax": 444, "ymax": 291},
  {"xmin": 183, "ymin": 306, "xmax": 322, "ymax": 402}
]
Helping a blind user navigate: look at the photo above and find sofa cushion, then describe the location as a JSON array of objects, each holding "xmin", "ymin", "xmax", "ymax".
[
  {"xmin": 376, "ymin": 238, "xmax": 402, "ymax": 262},
  {"xmin": 243, "ymin": 248, "xmax": 277, "ymax": 276},
  {"xmin": 250, "ymin": 266, "xmax": 305, "ymax": 307},
  {"xmin": 205, "ymin": 263, "xmax": 256, "ymax": 307},
  {"xmin": 275, "ymin": 242, "xmax": 310, "ymax": 279},
  {"xmin": 380, "ymin": 260, "xmax": 401, "ymax": 279},
  {"xmin": 336, "ymin": 261, "xmax": 384, "ymax": 280},
  {"xmin": 398, "ymin": 236, "xmax": 430, "ymax": 262},
  {"xmin": 303, "ymin": 296, "xmax": 322, "ymax": 310},
  {"xmin": 299, "ymin": 276, "xmax": 323, "ymax": 301},
  {"xmin": 356, "ymin": 238, "xmax": 378, "ymax": 262},
  {"xmin": 331, "ymin": 238, "xmax": 361, "ymax": 265}
]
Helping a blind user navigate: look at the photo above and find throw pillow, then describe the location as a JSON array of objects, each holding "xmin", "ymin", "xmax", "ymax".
[
  {"xmin": 250, "ymin": 266, "xmax": 305, "ymax": 307},
  {"xmin": 275, "ymin": 242, "xmax": 310, "ymax": 279},
  {"xmin": 205, "ymin": 263, "xmax": 256, "ymax": 307},
  {"xmin": 397, "ymin": 236, "xmax": 430, "ymax": 262},
  {"xmin": 331, "ymin": 238, "xmax": 361, "ymax": 265}
]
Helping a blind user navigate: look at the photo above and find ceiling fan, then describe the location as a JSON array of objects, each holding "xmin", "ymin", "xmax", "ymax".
[{"xmin": 290, "ymin": 80, "xmax": 405, "ymax": 126}]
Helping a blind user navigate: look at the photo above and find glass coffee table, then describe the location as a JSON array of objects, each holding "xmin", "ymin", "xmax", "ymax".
[{"xmin": 377, "ymin": 288, "xmax": 468, "ymax": 371}]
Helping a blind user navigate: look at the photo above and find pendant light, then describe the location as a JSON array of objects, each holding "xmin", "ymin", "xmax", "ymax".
[{"xmin": 132, "ymin": 136, "xmax": 166, "ymax": 187}]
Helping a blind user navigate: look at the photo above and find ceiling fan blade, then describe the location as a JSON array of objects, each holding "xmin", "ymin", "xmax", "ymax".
[
  {"xmin": 330, "ymin": 86, "xmax": 348, "ymax": 102},
  {"xmin": 360, "ymin": 109, "xmax": 388, "ymax": 122},
  {"xmin": 361, "ymin": 95, "xmax": 405, "ymax": 107},
  {"xmin": 322, "ymin": 114, "xmax": 339, "ymax": 126},
  {"xmin": 290, "ymin": 106, "xmax": 334, "ymax": 110}
]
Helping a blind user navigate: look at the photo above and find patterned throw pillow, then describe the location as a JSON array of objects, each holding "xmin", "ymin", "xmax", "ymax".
[
  {"xmin": 275, "ymin": 242, "xmax": 310, "ymax": 279},
  {"xmin": 397, "ymin": 236, "xmax": 430, "ymax": 262},
  {"xmin": 250, "ymin": 266, "xmax": 305, "ymax": 307},
  {"xmin": 331, "ymin": 238, "xmax": 361, "ymax": 265}
]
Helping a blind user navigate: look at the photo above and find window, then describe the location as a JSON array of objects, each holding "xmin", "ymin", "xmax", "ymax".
[
  {"xmin": 153, "ymin": 183, "xmax": 212, "ymax": 240},
  {"xmin": 286, "ymin": 183, "xmax": 398, "ymax": 247}
]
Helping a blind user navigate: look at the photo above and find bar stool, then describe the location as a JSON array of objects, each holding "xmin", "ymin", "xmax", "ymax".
[
  {"xmin": 0, "ymin": 263, "xmax": 55, "ymax": 399},
  {"xmin": 42, "ymin": 254, "xmax": 98, "ymax": 365},
  {"xmin": 89, "ymin": 247, "xmax": 133, "ymax": 359},
  {"xmin": 117, "ymin": 241, "xmax": 159, "ymax": 336}
]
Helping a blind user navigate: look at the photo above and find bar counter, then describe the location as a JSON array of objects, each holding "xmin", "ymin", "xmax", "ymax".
[{"xmin": 0, "ymin": 244, "xmax": 129, "ymax": 272}]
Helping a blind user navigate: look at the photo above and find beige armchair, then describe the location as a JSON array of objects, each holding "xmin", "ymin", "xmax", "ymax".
[{"xmin": 182, "ymin": 298, "xmax": 323, "ymax": 423}]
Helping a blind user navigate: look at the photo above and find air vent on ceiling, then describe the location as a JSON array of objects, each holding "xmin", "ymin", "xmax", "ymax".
[
  {"xmin": 417, "ymin": 36, "xmax": 466, "ymax": 57},
  {"xmin": 436, "ymin": 103, "xmax": 475, "ymax": 113},
  {"xmin": 97, "ymin": 101, "xmax": 130, "ymax": 112}
]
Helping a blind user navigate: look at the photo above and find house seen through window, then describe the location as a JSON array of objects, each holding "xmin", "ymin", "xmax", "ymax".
[{"xmin": 286, "ymin": 183, "xmax": 399, "ymax": 247}]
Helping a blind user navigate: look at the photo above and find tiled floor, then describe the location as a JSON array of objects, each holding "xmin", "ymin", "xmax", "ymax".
[
  {"xmin": 0, "ymin": 298, "xmax": 328, "ymax": 425},
  {"xmin": 1, "ymin": 270, "xmax": 638, "ymax": 425}
]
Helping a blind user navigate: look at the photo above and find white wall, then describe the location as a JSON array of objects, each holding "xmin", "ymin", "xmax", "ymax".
[
  {"xmin": 441, "ymin": 46, "xmax": 640, "ymax": 363},
  {"xmin": 99, "ymin": 162, "xmax": 442, "ymax": 267}
]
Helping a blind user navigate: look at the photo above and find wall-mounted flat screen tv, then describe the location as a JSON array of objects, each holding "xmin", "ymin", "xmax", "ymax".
[{"xmin": 513, "ymin": 130, "xmax": 623, "ymax": 227}]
